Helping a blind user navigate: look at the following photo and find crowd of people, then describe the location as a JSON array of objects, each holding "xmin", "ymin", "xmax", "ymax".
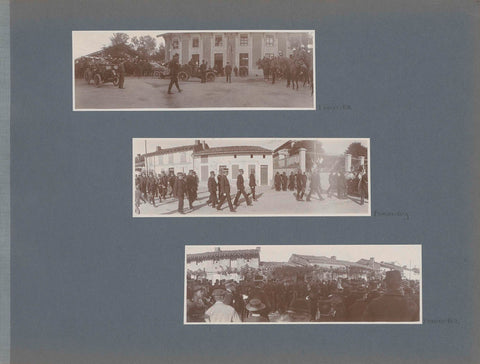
[
  {"xmin": 134, "ymin": 165, "xmax": 368, "ymax": 214},
  {"xmin": 186, "ymin": 270, "xmax": 420, "ymax": 323}
]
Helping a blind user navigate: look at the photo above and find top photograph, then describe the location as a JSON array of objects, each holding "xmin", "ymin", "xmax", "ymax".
[{"xmin": 72, "ymin": 30, "xmax": 315, "ymax": 111}]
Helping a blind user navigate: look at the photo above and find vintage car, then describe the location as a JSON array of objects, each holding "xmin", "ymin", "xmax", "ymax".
[
  {"xmin": 92, "ymin": 63, "xmax": 120, "ymax": 87},
  {"xmin": 155, "ymin": 63, "xmax": 216, "ymax": 82}
]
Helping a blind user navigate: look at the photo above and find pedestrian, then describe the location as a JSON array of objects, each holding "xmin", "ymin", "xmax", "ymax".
[
  {"xmin": 134, "ymin": 184, "xmax": 146, "ymax": 215},
  {"xmin": 249, "ymin": 170, "xmax": 257, "ymax": 201},
  {"xmin": 147, "ymin": 171, "xmax": 157, "ymax": 207},
  {"xmin": 274, "ymin": 172, "xmax": 281, "ymax": 191},
  {"xmin": 281, "ymin": 172, "xmax": 288, "ymax": 191},
  {"xmin": 217, "ymin": 168, "xmax": 236, "ymax": 212},
  {"xmin": 207, "ymin": 171, "xmax": 218, "ymax": 208},
  {"xmin": 288, "ymin": 171, "xmax": 295, "ymax": 191},
  {"xmin": 295, "ymin": 169, "xmax": 304, "ymax": 201},
  {"xmin": 306, "ymin": 167, "xmax": 324, "ymax": 201},
  {"xmin": 270, "ymin": 56, "xmax": 277, "ymax": 84},
  {"xmin": 358, "ymin": 166, "xmax": 368, "ymax": 205},
  {"xmin": 233, "ymin": 65, "xmax": 238, "ymax": 77},
  {"xmin": 205, "ymin": 289, "xmax": 242, "ymax": 323},
  {"xmin": 139, "ymin": 171, "xmax": 148, "ymax": 200},
  {"xmin": 224, "ymin": 61, "xmax": 232, "ymax": 83},
  {"xmin": 200, "ymin": 60, "xmax": 207, "ymax": 83},
  {"xmin": 173, "ymin": 172, "xmax": 186, "ymax": 214},
  {"xmin": 233, "ymin": 169, "xmax": 252, "ymax": 207},
  {"xmin": 168, "ymin": 172, "xmax": 176, "ymax": 198},
  {"xmin": 118, "ymin": 57, "xmax": 125, "ymax": 89},
  {"xmin": 167, "ymin": 53, "xmax": 182, "ymax": 94}
]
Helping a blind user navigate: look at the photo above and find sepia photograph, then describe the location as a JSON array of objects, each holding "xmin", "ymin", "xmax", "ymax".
[
  {"xmin": 133, "ymin": 138, "xmax": 370, "ymax": 217},
  {"xmin": 185, "ymin": 245, "xmax": 422, "ymax": 324},
  {"xmin": 73, "ymin": 30, "xmax": 315, "ymax": 110}
]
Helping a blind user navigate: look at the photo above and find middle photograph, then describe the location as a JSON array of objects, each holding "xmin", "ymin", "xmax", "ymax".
[{"xmin": 133, "ymin": 138, "xmax": 370, "ymax": 217}]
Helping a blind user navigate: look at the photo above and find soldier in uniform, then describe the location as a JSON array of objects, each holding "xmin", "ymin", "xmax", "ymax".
[
  {"xmin": 200, "ymin": 60, "xmax": 207, "ymax": 83},
  {"xmin": 167, "ymin": 53, "xmax": 182, "ymax": 94},
  {"xmin": 186, "ymin": 170, "xmax": 197, "ymax": 210},
  {"xmin": 362, "ymin": 270, "xmax": 419, "ymax": 322},
  {"xmin": 233, "ymin": 169, "xmax": 252, "ymax": 207},
  {"xmin": 173, "ymin": 172, "xmax": 186, "ymax": 214},
  {"xmin": 139, "ymin": 171, "xmax": 147, "ymax": 200},
  {"xmin": 168, "ymin": 171, "xmax": 176, "ymax": 198},
  {"xmin": 206, "ymin": 171, "xmax": 218, "ymax": 208},
  {"xmin": 224, "ymin": 61, "xmax": 232, "ymax": 83},
  {"xmin": 274, "ymin": 172, "xmax": 282, "ymax": 191},
  {"xmin": 281, "ymin": 172, "xmax": 288, "ymax": 191},
  {"xmin": 358, "ymin": 166, "xmax": 368, "ymax": 205},
  {"xmin": 249, "ymin": 170, "xmax": 257, "ymax": 201},
  {"xmin": 288, "ymin": 171, "xmax": 295, "ymax": 191},
  {"xmin": 216, "ymin": 168, "xmax": 236, "ymax": 212},
  {"xmin": 147, "ymin": 171, "xmax": 157, "ymax": 207}
]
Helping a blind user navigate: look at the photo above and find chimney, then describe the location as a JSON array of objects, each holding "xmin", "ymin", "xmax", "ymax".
[
  {"xmin": 195, "ymin": 140, "xmax": 201, "ymax": 146},
  {"xmin": 214, "ymin": 247, "xmax": 221, "ymax": 252},
  {"xmin": 156, "ymin": 146, "xmax": 162, "ymax": 152},
  {"xmin": 331, "ymin": 256, "xmax": 336, "ymax": 261}
]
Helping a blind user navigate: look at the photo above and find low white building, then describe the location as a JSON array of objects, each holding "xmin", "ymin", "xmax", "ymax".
[
  {"xmin": 192, "ymin": 145, "xmax": 273, "ymax": 187},
  {"xmin": 186, "ymin": 247, "xmax": 261, "ymax": 282}
]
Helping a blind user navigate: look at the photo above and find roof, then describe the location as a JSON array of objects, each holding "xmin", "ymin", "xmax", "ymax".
[
  {"xmin": 193, "ymin": 146, "xmax": 272, "ymax": 156},
  {"xmin": 144, "ymin": 143, "xmax": 207, "ymax": 157},
  {"xmin": 289, "ymin": 254, "xmax": 374, "ymax": 270},
  {"xmin": 187, "ymin": 249, "xmax": 260, "ymax": 263}
]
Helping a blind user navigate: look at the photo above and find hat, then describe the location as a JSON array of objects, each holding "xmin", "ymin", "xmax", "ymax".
[
  {"xmin": 212, "ymin": 289, "xmax": 226, "ymax": 297},
  {"xmin": 246, "ymin": 298, "xmax": 266, "ymax": 312}
]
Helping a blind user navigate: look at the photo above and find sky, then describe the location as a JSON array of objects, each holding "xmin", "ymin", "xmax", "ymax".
[
  {"xmin": 186, "ymin": 245, "xmax": 422, "ymax": 269},
  {"xmin": 73, "ymin": 31, "xmax": 165, "ymax": 59},
  {"xmin": 133, "ymin": 138, "xmax": 368, "ymax": 157}
]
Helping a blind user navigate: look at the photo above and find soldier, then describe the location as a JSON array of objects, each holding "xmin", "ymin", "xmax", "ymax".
[
  {"xmin": 224, "ymin": 61, "xmax": 232, "ymax": 83},
  {"xmin": 200, "ymin": 60, "xmax": 207, "ymax": 83},
  {"xmin": 358, "ymin": 166, "xmax": 368, "ymax": 205},
  {"xmin": 173, "ymin": 172, "xmax": 186, "ymax": 214},
  {"xmin": 134, "ymin": 183, "xmax": 146, "ymax": 215},
  {"xmin": 117, "ymin": 57, "xmax": 126, "ymax": 89},
  {"xmin": 233, "ymin": 169, "xmax": 251, "ymax": 207},
  {"xmin": 295, "ymin": 169, "xmax": 304, "ymax": 201},
  {"xmin": 168, "ymin": 171, "xmax": 176, "ymax": 198},
  {"xmin": 270, "ymin": 56, "xmax": 277, "ymax": 84},
  {"xmin": 167, "ymin": 53, "xmax": 182, "ymax": 94},
  {"xmin": 249, "ymin": 170, "xmax": 257, "ymax": 201},
  {"xmin": 362, "ymin": 271, "xmax": 419, "ymax": 322},
  {"xmin": 207, "ymin": 171, "xmax": 218, "ymax": 208},
  {"xmin": 139, "ymin": 171, "xmax": 147, "ymax": 200},
  {"xmin": 216, "ymin": 168, "xmax": 236, "ymax": 212},
  {"xmin": 186, "ymin": 170, "xmax": 197, "ymax": 210},
  {"xmin": 274, "ymin": 172, "xmax": 282, "ymax": 191},
  {"xmin": 160, "ymin": 171, "xmax": 168, "ymax": 200},
  {"xmin": 147, "ymin": 172, "xmax": 157, "ymax": 207},
  {"xmin": 306, "ymin": 167, "xmax": 324, "ymax": 201},
  {"xmin": 288, "ymin": 171, "xmax": 295, "ymax": 191}
]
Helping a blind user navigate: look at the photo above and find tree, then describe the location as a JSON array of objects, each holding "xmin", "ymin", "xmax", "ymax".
[
  {"xmin": 345, "ymin": 142, "xmax": 367, "ymax": 157},
  {"xmin": 131, "ymin": 35, "xmax": 157, "ymax": 58},
  {"xmin": 110, "ymin": 32, "xmax": 130, "ymax": 46}
]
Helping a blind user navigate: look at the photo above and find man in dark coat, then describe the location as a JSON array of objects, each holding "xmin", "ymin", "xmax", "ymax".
[
  {"xmin": 200, "ymin": 60, "xmax": 207, "ymax": 83},
  {"xmin": 362, "ymin": 271, "xmax": 419, "ymax": 322},
  {"xmin": 117, "ymin": 58, "xmax": 126, "ymax": 89},
  {"xmin": 295, "ymin": 169, "xmax": 304, "ymax": 200},
  {"xmin": 224, "ymin": 61, "xmax": 232, "ymax": 83},
  {"xmin": 274, "ymin": 172, "xmax": 282, "ymax": 191},
  {"xmin": 207, "ymin": 171, "xmax": 218, "ymax": 208},
  {"xmin": 168, "ymin": 172, "xmax": 176, "ymax": 198},
  {"xmin": 306, "ymin": 167, "xmax": 324, "ymax": 201},
  {"xmin": 233, "ymin": 169, "xmax": 251, "ymax": 207},
  {"xmin": 167, "ymin": 54, "xmax": 182, "ymax": 94},
  {"xmin": 288, "ymin": 171, "xmax": 295, "ymax": 191},
  {"xmin": 173, "ymin": 172, "xmax": 186, "ymax": 214},
  {"xmin": 249, "ymin": 170, "xmax": 257, "ymax": 201},
  {"xmin": 139, "ymin": 172, "xmax": 148, "ymax": 200},
  {"xmin": 281, "ymin": 172, "xmax": 288, "ymax": 191},
  {"xmin": 186, "ymin": 170, "xmax": 197, "ymax": 210},
  {"xmin": 216, "ymin": 169, "xmax": 235, "ymax": 212},
  {"xmin": 147, "ymin": 172, "xmax": 157, "ymax": 207},
  {"xmin": 358, "ymin": 166, "xmax": 368, "ymax": 205}
]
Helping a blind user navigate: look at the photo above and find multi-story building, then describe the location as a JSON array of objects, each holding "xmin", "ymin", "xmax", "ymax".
[
  {"xmin": 186, "ymin": 247, "xmax": 261, "ymax": 282},
  {"xmin": 161, "ymin": 31, "xmax": 313, "ymax": 76}
]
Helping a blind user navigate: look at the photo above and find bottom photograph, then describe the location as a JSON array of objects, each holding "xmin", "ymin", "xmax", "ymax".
[{"xmin": 184, "ymin": 245, "xmax": 421, "ymax": 324}]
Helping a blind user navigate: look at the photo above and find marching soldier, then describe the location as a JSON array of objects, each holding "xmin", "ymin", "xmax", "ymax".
[
  {"xmin": 249, "ymin": 170, "xmax": 257, "ymax": 201},
  {"xmin": 173, "ymin": 172, "xmax": 186, "ymax": 214},
  {"xmin": 207, "ymin": 171, "xmax": 218, "ymax": 208},
  {"xmin": 147, "ymin": 171, "xmax": 157, "ymax": 207},
  {"xmin": 186, "ymin": 170, "xmax": 197, "ymax": 210},
  {"xmin": 233, "ymin": 169, "xmax": 251, "ymax": 207},
  {"xmin": 217, "ymin": 168, "xmax": 236, "ymax": 212}
]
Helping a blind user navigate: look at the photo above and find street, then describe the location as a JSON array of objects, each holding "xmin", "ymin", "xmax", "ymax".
[
  {"xmin": 74, "ymin": 76, "xmax": 314, "ymax": 109},
  {"xmin": 135, "ymin": 185, "xmax": 369, "ymax": 217}
]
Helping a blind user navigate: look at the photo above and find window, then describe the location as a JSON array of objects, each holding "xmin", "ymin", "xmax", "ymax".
[
  {"xmin": 265, "ymin": 35, "xmax": 274, "ymax": 47},
  {"xmin": 192, "ymin": 38, "xmax": 199, "ymax": 48},
  {"xmin": 168, "ymin": 154, "xmax": 174, "ymax": 164},
  {"xmin": 201, "ymin": 155, "xmax": 208, "ymax": 163},
  {"xmin": 215, "ymin": 35, "xmax": 223, "ymax": 47},
  {"xmin": 172, "ymin": 39, "xmax": 179, "ymax": 49},
  {"xmin": 156, "ymin": 156, "xmax": 162, "ymax": 165},
  {"xmin": 240, "ymin": 34, "xmax": 248, "ymax": 46},
  {"xmin": 232, "ymin": 164, "xmax": 239, "ymax": 179},
  {"xmin": 180, "ymin": 152, "xmax": 186, "ymax": 163}
]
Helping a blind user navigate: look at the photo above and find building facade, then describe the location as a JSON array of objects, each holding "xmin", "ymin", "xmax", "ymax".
[
  {"xmin": 162, "ymin": 31, "xmax": 313, "ymax": 75},
  {"xmin": 192, "ymin": 146, "xmax": 273, "ymax": 186},
  {"xmin": 186, "ymin": 247, "xmax": 261, "ymax": 282}
]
